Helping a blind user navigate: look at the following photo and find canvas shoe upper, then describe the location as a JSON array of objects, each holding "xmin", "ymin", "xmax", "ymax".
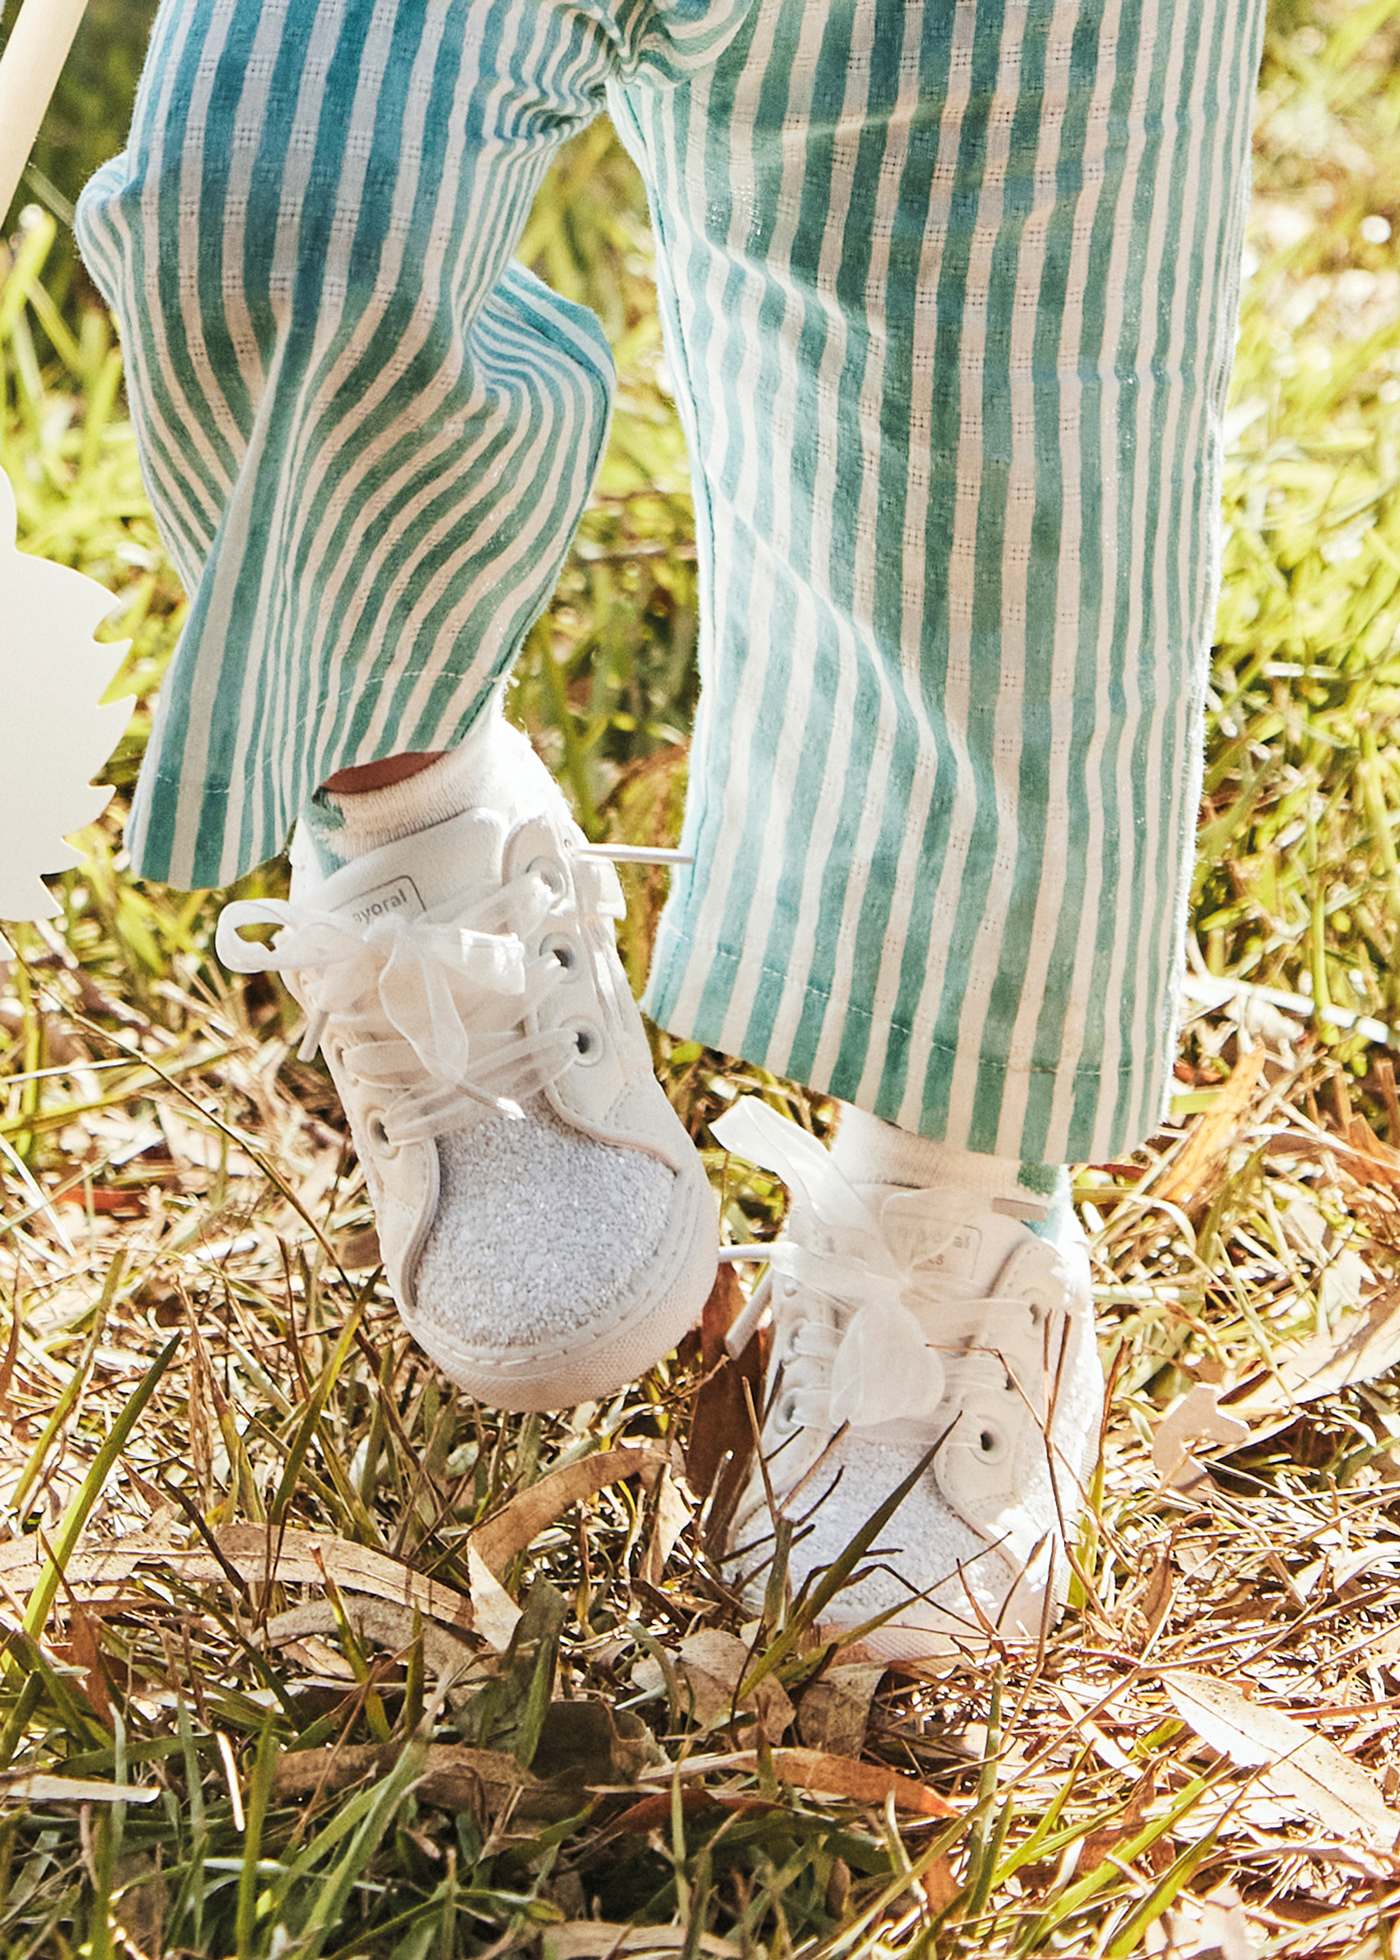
[
  {"xmin": 714, "ymin": 1098, "xmax": 1104, "ymax": 1663},
  {"xmin": 217, "ymin": 791, "xmax": 717, "ymax": 1410}
]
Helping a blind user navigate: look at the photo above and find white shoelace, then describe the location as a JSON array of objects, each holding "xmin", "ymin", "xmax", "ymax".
[
  {"xmin": 217, "ymin": 840, "xmax": 685, "ymax": 1146},
  {"xmin": 713, "ymin": 1098, "xmax": 1059, "ymax": 1450}
]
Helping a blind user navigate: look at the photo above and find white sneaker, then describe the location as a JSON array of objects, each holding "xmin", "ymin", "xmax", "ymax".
[
  {"xmin": 217, "ymin": 775, "xmax": 717, "ymax": 1411},
  {"xmin": 714, "ymin": 1098, "xmax": 1103, "ymax": 1663}
]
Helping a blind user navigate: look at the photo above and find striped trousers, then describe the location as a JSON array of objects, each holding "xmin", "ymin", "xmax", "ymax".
[{"xmin": 77, "ymin": 0, "xmax": 1266, "ymax": 1163}]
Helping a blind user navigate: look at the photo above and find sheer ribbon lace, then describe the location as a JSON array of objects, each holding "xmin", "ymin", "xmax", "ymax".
[
  {"xmin": 713, "ymin": 1098, "xmax": 1063, "ymax": 1479},
  {"xmin": 216, "ymin": 841, "xmax": 683, "ymax": 1146}
]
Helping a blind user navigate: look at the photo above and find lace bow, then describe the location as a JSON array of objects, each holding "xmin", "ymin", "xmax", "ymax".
[
  {"xmin": 713, "ymin": 1098, "xmax": 954, "ymax": 1431},
  {"xmin": 217, "ymin": 870, "xmax": 574, "ymax": 1137}
]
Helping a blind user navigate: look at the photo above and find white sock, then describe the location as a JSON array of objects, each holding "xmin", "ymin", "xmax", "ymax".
[
  {"xmin": 830, "ymin": 1101, "xmax": 1063, "ymax": 1224},
  {"xmin": 300, "ymin": 702, "xmax": 548, "ymax": 871}
]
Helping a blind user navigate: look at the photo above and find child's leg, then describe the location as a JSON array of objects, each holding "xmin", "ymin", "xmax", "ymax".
[
  {"xmin": 614, "ymin": 0, "xmax": 1267, "ymax": 1652},
  {"xmin": 613, "ymin": 0, "xmax": 1267, "ymax": 1171},
  {"xmin": 73, "ymin": 0, "xmax": 757, "ymax": 1414},
  {"xmin": 75, "ymin": 0, "xmax": 751, "ymax": 892}
]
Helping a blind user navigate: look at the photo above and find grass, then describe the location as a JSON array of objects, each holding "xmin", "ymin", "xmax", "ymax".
[{"xmin": 2, "ymin": 2, "xmax": 1400, "ymax": 1953}]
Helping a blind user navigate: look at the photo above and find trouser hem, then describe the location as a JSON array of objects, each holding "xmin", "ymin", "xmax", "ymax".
[{"xmin": 642, "ymin": 920, "xmax": 1161, "ymax": 1165}]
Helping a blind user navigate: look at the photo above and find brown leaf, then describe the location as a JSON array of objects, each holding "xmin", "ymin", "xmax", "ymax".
[
  {"xmin": 639, "ymin": 1465, "xmax": 692, "ymax": 1588},
  {"xmin": 471, "ymin": 1446, "xmax": 668, "ymax": 1576},
  {"xmin": 531, "ymin": 1698, "xmax": 667, "ymax": 1793},
  {"xmin": 4, "ymin": 1453, "xmax": 670, "ymax": 1656},
  {"xmin": 687, "ymin": 1264, "xmax": 760, "ymax": 1503},
  {"xmin": 662, "ymin": 1629, "xmax": 795, "ymax": 1739},
  {"xmin": 767, "ymin": 1746, "xmax": 955, "ymax": 1816},
  {"xmin": 631, "ymin": 1745, "xmax": 954, "ymax": 1815},
  {"xmin": 221, "ymin": 1525, "xmax": 478, "ymax": 1631},
  {"xmin": 1138, "ymin": 1547, "xmax": 1176, "ymax": 1649},
  {"xmin": 56, "ymin": 1601, "xmax": 113, "ymax": 1726},
  {"xmin": 263, "ymin": 1599, "xmax": 476, "ymax": 1679},
  {"xmin": 919, "ymin": 1854, "xmax": 961, "ymax": 1914},
  {"xmin": 1165, "ymin": 1671, "xmax": 1400, "ymax": 1850},
  {"xmin": 0, "ymin": 1528, "xmax": 476, "ymax": 1635},
  {"xmin": 1221, "ymin": 1285, "xmax": 1400, "ymax": 1439},
  {"xmin": 271, "ymin": 1742, "xmax": 560, "ymax": 1818},
  {"xmin": 1078, "ymin": 1767, "xmax": 1157, "ymax": 1872},
  {"xmin": 544, "ymin": 1927, "xmax": 740, "ymax": 1960},
  {"xmin": 797, "ymin": 1661, "xmax": 885, "ymax": 1756},
  {"xmin": 1155, "ymin": 1047, "xmax": 1268, "ymax": 1211},
  {"xmin": 601, "ymin": 1788, "xmax": 771, "ymax": 1837},
  {"xmin": 335, "ymin": 1222, "xmax": 382, "ymax": 1271}
]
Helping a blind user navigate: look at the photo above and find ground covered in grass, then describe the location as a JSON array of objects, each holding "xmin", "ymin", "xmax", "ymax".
[{"xmin": 3, "ymin": 3, "xmax": 1400, "ymax": 1955}]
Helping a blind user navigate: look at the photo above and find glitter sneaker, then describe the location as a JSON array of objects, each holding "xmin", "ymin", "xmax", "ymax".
[
  {"xmin": 217, "ymin": 781, "xmax": 717, "ymax": 1411},
  {"xmin": 715, "ymin": 1097, "xmax": 1103, "ymax": 1662}
]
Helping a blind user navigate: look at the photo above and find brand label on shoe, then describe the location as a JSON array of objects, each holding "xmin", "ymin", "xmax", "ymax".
[
  {"xmin": 345, "ymin": 875, "xmax": 424, "ymax": 928},
  {"xmin": 918, "ymin": 1222, "xmax": 982, "ymax": 1275},
  {"xmin": 885, "ymin": 1213, "xmax": 983, "ymax": 1278}
]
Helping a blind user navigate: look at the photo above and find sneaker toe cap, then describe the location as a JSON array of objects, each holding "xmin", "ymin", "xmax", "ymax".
[{"xmin": 410, "ymin": 1097, "xmax": 678, "ymax": 1356}]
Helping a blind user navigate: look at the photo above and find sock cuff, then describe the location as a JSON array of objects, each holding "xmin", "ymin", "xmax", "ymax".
[
  {"xmin": 301, "ymin": 702, "xmax": 542, "ymax": 870},
  {"xmin": 830, "ymin": 1101, "xmax": 1055, "ymax": 1200}
]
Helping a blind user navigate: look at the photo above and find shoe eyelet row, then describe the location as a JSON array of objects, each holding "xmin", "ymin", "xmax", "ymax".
[
  {"xmin": 528, "ymin": 854, "xmax": 569, "ymax": 905},
  {"xmin": 569, "ymin": 1019, "xmax": 604, "ymax": 1067},
  {"xmin": 976, "ymin": 1423, "xmax": 1009, "ymax": 1465},
  {"xmin": 542, "ymin": 931, "xmax": 579, "ymax": 973}
]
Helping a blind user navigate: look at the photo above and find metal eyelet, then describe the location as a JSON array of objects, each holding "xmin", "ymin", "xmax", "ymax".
[
  {"xmin": 528, "ymin": 854, "xmax": 569, "ymax": 905},
  {"xmin": 569, "ymin": 1019, "xmax": 604, "ymax": 1067},
  {"xmin": 542, "ymin": 932, "xmax": 579, "ymax": 973},
  {"xmin": 366, "ymin": 1112, "xmax": 398, "ymax": 1156},
  {"xmin": 975, "ymin": 1422, "xmax": 1009, "ymax": 1466},
  {"xmin": 775, "ymin": 1390, "xmax": 801, "ymax": 1433}
]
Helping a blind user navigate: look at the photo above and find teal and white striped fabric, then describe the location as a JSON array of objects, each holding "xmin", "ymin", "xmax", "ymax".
[{"xmin": 77, "ymin": 0, "xmax": 1266, "ymax": 1163}]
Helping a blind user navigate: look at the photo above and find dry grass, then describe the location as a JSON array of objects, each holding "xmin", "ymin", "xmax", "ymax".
[{"xmin": 3, "ymin": 2, "xmax": 1400, "ymax": 1954}]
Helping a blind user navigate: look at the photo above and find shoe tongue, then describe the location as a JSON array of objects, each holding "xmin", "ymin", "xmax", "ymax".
[
  {"xmin": 298, "ymin": 808, "xmax": 508, "ymax": 921},
  {"xmin": 867, "ymin": 1184, "xmax": 1016, "ymax": 1289}
]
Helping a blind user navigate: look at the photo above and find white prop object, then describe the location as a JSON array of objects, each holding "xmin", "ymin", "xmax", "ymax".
[
  {"xmin": 0, "ymin": 0, "xmax": 92, "ymax": 216},
  {"xmin": 0, "ymin": 0, "xmax": 123, "ymax": 925},
  {"xmin": 0, "ymin": 474, "xmax": 127, "ymax": 919}
]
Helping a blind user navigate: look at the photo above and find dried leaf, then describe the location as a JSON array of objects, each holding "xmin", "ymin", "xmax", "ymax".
[
  {"xmin": 262, "ymin": 1599, "xmax": 476, "ymax": 1680},
  {"xmin": 2, "ymin": 1452, "xmax": 670, "ymax": 1657},
  {"xmin": 687, "ymin": 1264, "xmax": 762, "ymax": 1515},
  {"xmin": 636, "ymin": 1745, "xmax": 954, "ymax": 1817},
  {"xmin": 768, "ymin": 1746, "xmax": 955, "ymax": 1816},
  {"xmin": 0, "ymin": 1527, "xmax": 476, "ymax": 1633},
  {"xmin": 471, "ymin": 1446, "xmax": 668, "ymax": 1575},
  {"xmin": 467, "ymin": 1542, "xmax": 522, "ymax": 1653},
  {"xmin": 1153, "ymin": 1384, "xmax": 1251, "ymax": 1490},
  {"xmin": 544, "ymin": 1927, "xmax": 740, "ymax": 1960},
  {"xmin": 919, "ymin": 1854, "xmax": 962, "ymax": 1914},
  {"xmin": 797, "ymin": 1661, "xmax": 885, "ymax": 1756},
  {"xmin": 0, "ymin": 1775, "xmax": 158, "ymax": 1805},
  {"xmin": 640, "ymin": 1465, "xmax": 692, "ymax": 1587},
  {"xmin": 1155, "ymin": 1047, "xmax": 1268, "ymax": 1210},
  {"xmin": 1148, "ymin": 1885, "xmax": 1260, "ymax": 1959},
  {"xmin": 1079, "ymin": 1767, "xmax": 1158, "ymax": 1871},
  {"xmin": 659, "ymin": 1628, "xmax": 795, "ymax": 1739},
  {"xmin": 272, "ymin": 1742, "xmax": 558, "ymax": 1818},
  {"xmin": 530, "ymin": 1698, "xmax": 667, "ymax": 1793},
  {"xmin": 1165, "ymin": 1671, "xmax": 1400, "ymax": 1850},
  {"xmin": 1223, "ymin": 1286, "xmax": 1400, "ymax": 1438}
]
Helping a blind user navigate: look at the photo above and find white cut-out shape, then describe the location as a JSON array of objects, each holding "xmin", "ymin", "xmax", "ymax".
[
  {"xmin": 0, "ymin": 472, "xmax": 127, "ymax": 920},
  {"xmin": 0, "ymin": 1, "xmax": 94, "ymax": 218}
]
